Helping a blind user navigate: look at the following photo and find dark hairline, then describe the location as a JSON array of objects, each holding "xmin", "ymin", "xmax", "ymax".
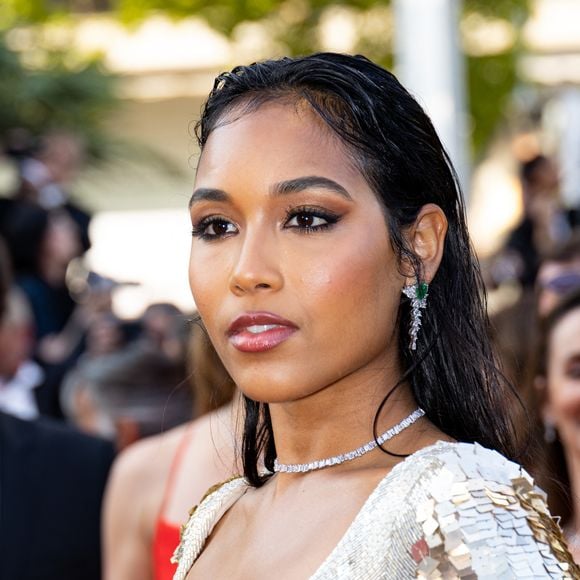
[{"xmin": 197, "ymin": 90, "xmax": 373, "ymax": 190}]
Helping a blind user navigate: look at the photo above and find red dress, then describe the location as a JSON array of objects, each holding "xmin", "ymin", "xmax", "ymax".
[{"xmin": 152, "ymin": 428, "xmax": 194, "ymax": 580}]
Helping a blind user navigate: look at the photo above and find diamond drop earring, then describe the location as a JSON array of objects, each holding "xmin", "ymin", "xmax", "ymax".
[{"xmin": 402, "ymin": 281, "xmax": 429, "ymax": 351}]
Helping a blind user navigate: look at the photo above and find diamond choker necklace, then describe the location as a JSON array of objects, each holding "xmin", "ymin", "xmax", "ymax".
[{"xmin": 273, "ymin": 408, "xmax": 425, "ymax": 474}]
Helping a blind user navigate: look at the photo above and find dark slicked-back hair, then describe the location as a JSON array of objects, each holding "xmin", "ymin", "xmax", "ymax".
[{"xmin": 195, "ymin": 53, "xmax": 518, "ymax": 486}]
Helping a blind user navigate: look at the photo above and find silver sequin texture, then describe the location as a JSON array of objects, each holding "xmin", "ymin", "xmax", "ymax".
[{"xmin": 172, "ymin": 441, "xmax": 579, "ymax": 579}]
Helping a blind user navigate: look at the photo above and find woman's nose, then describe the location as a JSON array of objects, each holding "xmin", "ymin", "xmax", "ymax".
[{"xmin": 229, "ymin": 232, "xmax": 284, "ymax": 296}]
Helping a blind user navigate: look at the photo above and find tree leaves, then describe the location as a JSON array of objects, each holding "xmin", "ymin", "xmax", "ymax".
[
  {"xmin": 0, "ymin": 34, "xmax": 117, "ymax": 158},
  {"xmin": 0, "ymin": 0, "xmax": 531, "ymax": 157}
]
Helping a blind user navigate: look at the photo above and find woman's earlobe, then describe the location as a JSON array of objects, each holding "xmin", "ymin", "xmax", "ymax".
[{"xmin": 411, "ymin": 204, "xmax": 448, "ymax": 283}]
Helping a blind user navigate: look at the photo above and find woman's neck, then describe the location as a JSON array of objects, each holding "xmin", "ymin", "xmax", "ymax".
[{"xmin": 267, "ymin": 366, "xmax": 424, "ymax": 477}]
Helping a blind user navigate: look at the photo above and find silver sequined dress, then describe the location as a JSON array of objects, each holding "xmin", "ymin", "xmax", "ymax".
[{"xmin": 172, "ymin": 441, "xmax": 579, "ymax": 579}]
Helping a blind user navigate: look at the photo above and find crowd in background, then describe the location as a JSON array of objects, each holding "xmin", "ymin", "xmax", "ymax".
[
  {"xmin": 0, "ymin": 131, "xmax": 195, "ymax": 435},
  {"xmin": 0, "ymin": 131, "xmax": 206, "ymax": 579},
  {"xmin": 2, "ymin": 127, "xmax": 580, "ymax": 576}
]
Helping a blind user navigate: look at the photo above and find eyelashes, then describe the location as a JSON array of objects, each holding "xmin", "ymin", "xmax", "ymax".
[
  {"xmin": 191, "ymin": 217, "xmax": 236, "ymax": 240},
  {"xmin": 191, "ymin": 206, "xmax": 342, "ymax": 241},
  {"xmin": 284, "ymin": 206, "xmax": 341, "ymax": 233}
]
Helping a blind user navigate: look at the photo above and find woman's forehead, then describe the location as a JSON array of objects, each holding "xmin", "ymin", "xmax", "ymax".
[
  {"xmin": 206, "ymin": 99, "xmax": 337, "ymax": 144},
  {"xmin": 198, "ymin": 103, "xmax": 359, "ymax": 180}
]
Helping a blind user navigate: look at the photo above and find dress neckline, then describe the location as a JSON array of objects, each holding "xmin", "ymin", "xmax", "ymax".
[
  {"xmin": 308, "ymin": 439, "xmax": 456, "ymax": 578},
  {"xmin": 198, "ymin": 440, "xmax": 457, "ymax": 579}
]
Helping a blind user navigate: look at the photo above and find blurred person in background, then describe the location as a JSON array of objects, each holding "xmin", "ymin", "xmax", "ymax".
[
  {"xmin": 84, "ymin": 311, "xmax": 127, "ymax": 358},
  {"xmin": 0, "ymin": 236, "xmax": 116, "ymax": 580},
  {"xmin": 103, "ymin": 324, "xmax": 238, "ymax": 580},
  {"xmin": 0, "ymin": 201, "xmax": 82, "ymax": 350},
  {"xmin": 489, "ymin": 290, "xmax": 537, "ymax": 403},
  {"xmin": 0, "ymin": 235, "xmax": 10, "ymax": 315},
  {"xmin": 0, "ymin": 200, "xmax": 111, "ymax": 416},
  {"xmin": 527, "ymin": 290, "xmax": 580, "ymax": 563},
  {"xmin": 12, "ymin": 130, "xmax": 92, "ymax": 251},
  {"xmin": 0, "ymin": 287, "xmax": 43, "ymax": 420},
  {"xmin": 77, "ymin": 271, "xmax": 139, "ymax": 358},
  {"xmin": 491, "ymin": 155, "xmax": 575, "ymax": 289},
  {"xmin": 536, "ymin": 234, "xmax": 580, "ymax": 319},
  {"xmin": 140, "ymin": 302, "xmax": 189, "ymax": 363},
  {"xmin": 61, "ymin": 342, "xmax": 192, "ymax": 450},
  {"xmin": 490, "ymin": 234, "xmax": 580, "ymax": 395}
]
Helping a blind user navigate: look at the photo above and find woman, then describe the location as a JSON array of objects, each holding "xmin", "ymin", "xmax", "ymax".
[
  {"xmin": 0, "ymin": 200, "xmax": 98, "ymax": 417},
  {"xmin": 528, "ymin": 289, "xmax": 580, "ymax": 563},
  {"xmin": 173, "ymin": 53, "xmax": 577, "ymax": 578},
  {"xmin": 103, "ymin": 327, "xmax": 238, "ymax": 580},
  {"xmin": 0, "ymin": 202, "xmax": 82, "ymax": 343}
]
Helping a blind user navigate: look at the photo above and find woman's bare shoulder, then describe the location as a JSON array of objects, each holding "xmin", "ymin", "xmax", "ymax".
[{"xmin": 111, "ymin": 423, "xmax": 193, "ymax": 489}]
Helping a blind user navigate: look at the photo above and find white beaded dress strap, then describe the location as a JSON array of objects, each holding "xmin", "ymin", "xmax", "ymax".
[{"xmin": 172, "ymin": 477, "xmax": 248, "ymax": 580}]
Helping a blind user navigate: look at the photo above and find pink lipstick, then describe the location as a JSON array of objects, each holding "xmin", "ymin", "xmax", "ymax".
[{"xmin": 227, "ymin": 312, "xmax": 298, "ymax": 353}]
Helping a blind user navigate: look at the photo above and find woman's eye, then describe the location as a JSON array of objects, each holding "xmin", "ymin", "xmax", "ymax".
[
  {"xmin": 285, "ymin": 209, "xmax": 339, "ymax": 232},
  {"xmin": 566, "ymin": 362, "xmax": 580, "ymax": 380},
  {"xmin": 192, "ymin": 218, "xmax": 237, "ymax": 240}
]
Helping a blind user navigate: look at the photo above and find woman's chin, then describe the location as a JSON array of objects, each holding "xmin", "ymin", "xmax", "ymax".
[
  {"xmin": 238, "ymin": 388, "xmax": 312, "ymax": 405},
  {"xmin": 234, "ymin": 377, "xmax": 322, "ymax": 405}
]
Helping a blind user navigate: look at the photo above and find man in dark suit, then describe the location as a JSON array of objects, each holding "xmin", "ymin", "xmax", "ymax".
[{"xmin": 0, "ymin": 411, "xmax": 115, "ymax": 580}]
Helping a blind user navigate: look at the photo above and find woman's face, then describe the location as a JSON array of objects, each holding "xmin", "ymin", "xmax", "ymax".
[
  {"xmin": 188, "ymin": 103, "xmax": 404, "ymax": 404},
  {"xmin": 546, "ymin": 307, "xmax": 580, "ymax": 452},
  {"xmin": 43, "ymin": 212, "xmax": 81, "ymax": 266}
]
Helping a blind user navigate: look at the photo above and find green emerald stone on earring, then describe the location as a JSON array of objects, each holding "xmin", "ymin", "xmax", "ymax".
[{"xmin": 417, "ymin": 282, "xmax": 428, "ymax": 301}]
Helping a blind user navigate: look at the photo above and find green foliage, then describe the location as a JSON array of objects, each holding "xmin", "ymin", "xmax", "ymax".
[
  {"xmin": 462, "ymin": 0, "xmax": 528, "ymax": 158},
  {"xmin": 0, "ymin": 0, "xmax": 531, "ymax": 157},
  {"xmin": 109, "ymin": 0, "xmax": 531, "ymax": 35},
  {"xmin": 110, "ymin": 0, "xmax": 529, "ymax": 157},
  {"xmin": 0, "ymin": 34, "xmax": 117, "ymax": 158},
  {"xmin": 0, "ymin": 0, "xmax": 530, "ymax": 35},
  {"xmin": 463, "ymin": 0, "xmax": 528, "ymax": 23},
  {"xmin": 467, "ymin": 51, "xmax": 518, "ymax": 158},
  {"xmin": 0, "ymin": 0, "xmax": 57, "ymax": 28}
]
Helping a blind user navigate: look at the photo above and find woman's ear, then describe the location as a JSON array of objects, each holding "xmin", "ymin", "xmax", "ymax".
[{"xmin": 406, "ymin": 203, "xmax": 448, "ymax": 283}]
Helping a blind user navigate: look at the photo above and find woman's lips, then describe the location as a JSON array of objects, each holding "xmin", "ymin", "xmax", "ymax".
[{"xmin": 227, "ymin": 312, "xmax": 298, "ymax": 353}]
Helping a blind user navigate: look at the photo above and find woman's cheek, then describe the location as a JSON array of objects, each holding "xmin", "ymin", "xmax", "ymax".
[
  {"xmin": 550, "ymin": 378, "xmax": 580, "ymax": 448},
  {"xmin": 555, "ymin": 382, "xmax": 580, "ymax": 418},
  {"xmin": 190, "ymin": 248, "xmax": 227, "ymax": 300},
  {"xmin": 300, "ymin": 235, "xmax": 387, "ymax": 296}
]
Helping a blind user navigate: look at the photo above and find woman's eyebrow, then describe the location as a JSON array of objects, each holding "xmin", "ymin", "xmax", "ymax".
[
  {"xmin": 271, "ymin": 176, "xmax": 353, "ymax": 201},
  {"xmin": 189, "ymin": 176, "xmax": 353, "ymax": 207},
  {"xmin": 189, "ymin": 188, "xmax": 229, "ymax": 208}
]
